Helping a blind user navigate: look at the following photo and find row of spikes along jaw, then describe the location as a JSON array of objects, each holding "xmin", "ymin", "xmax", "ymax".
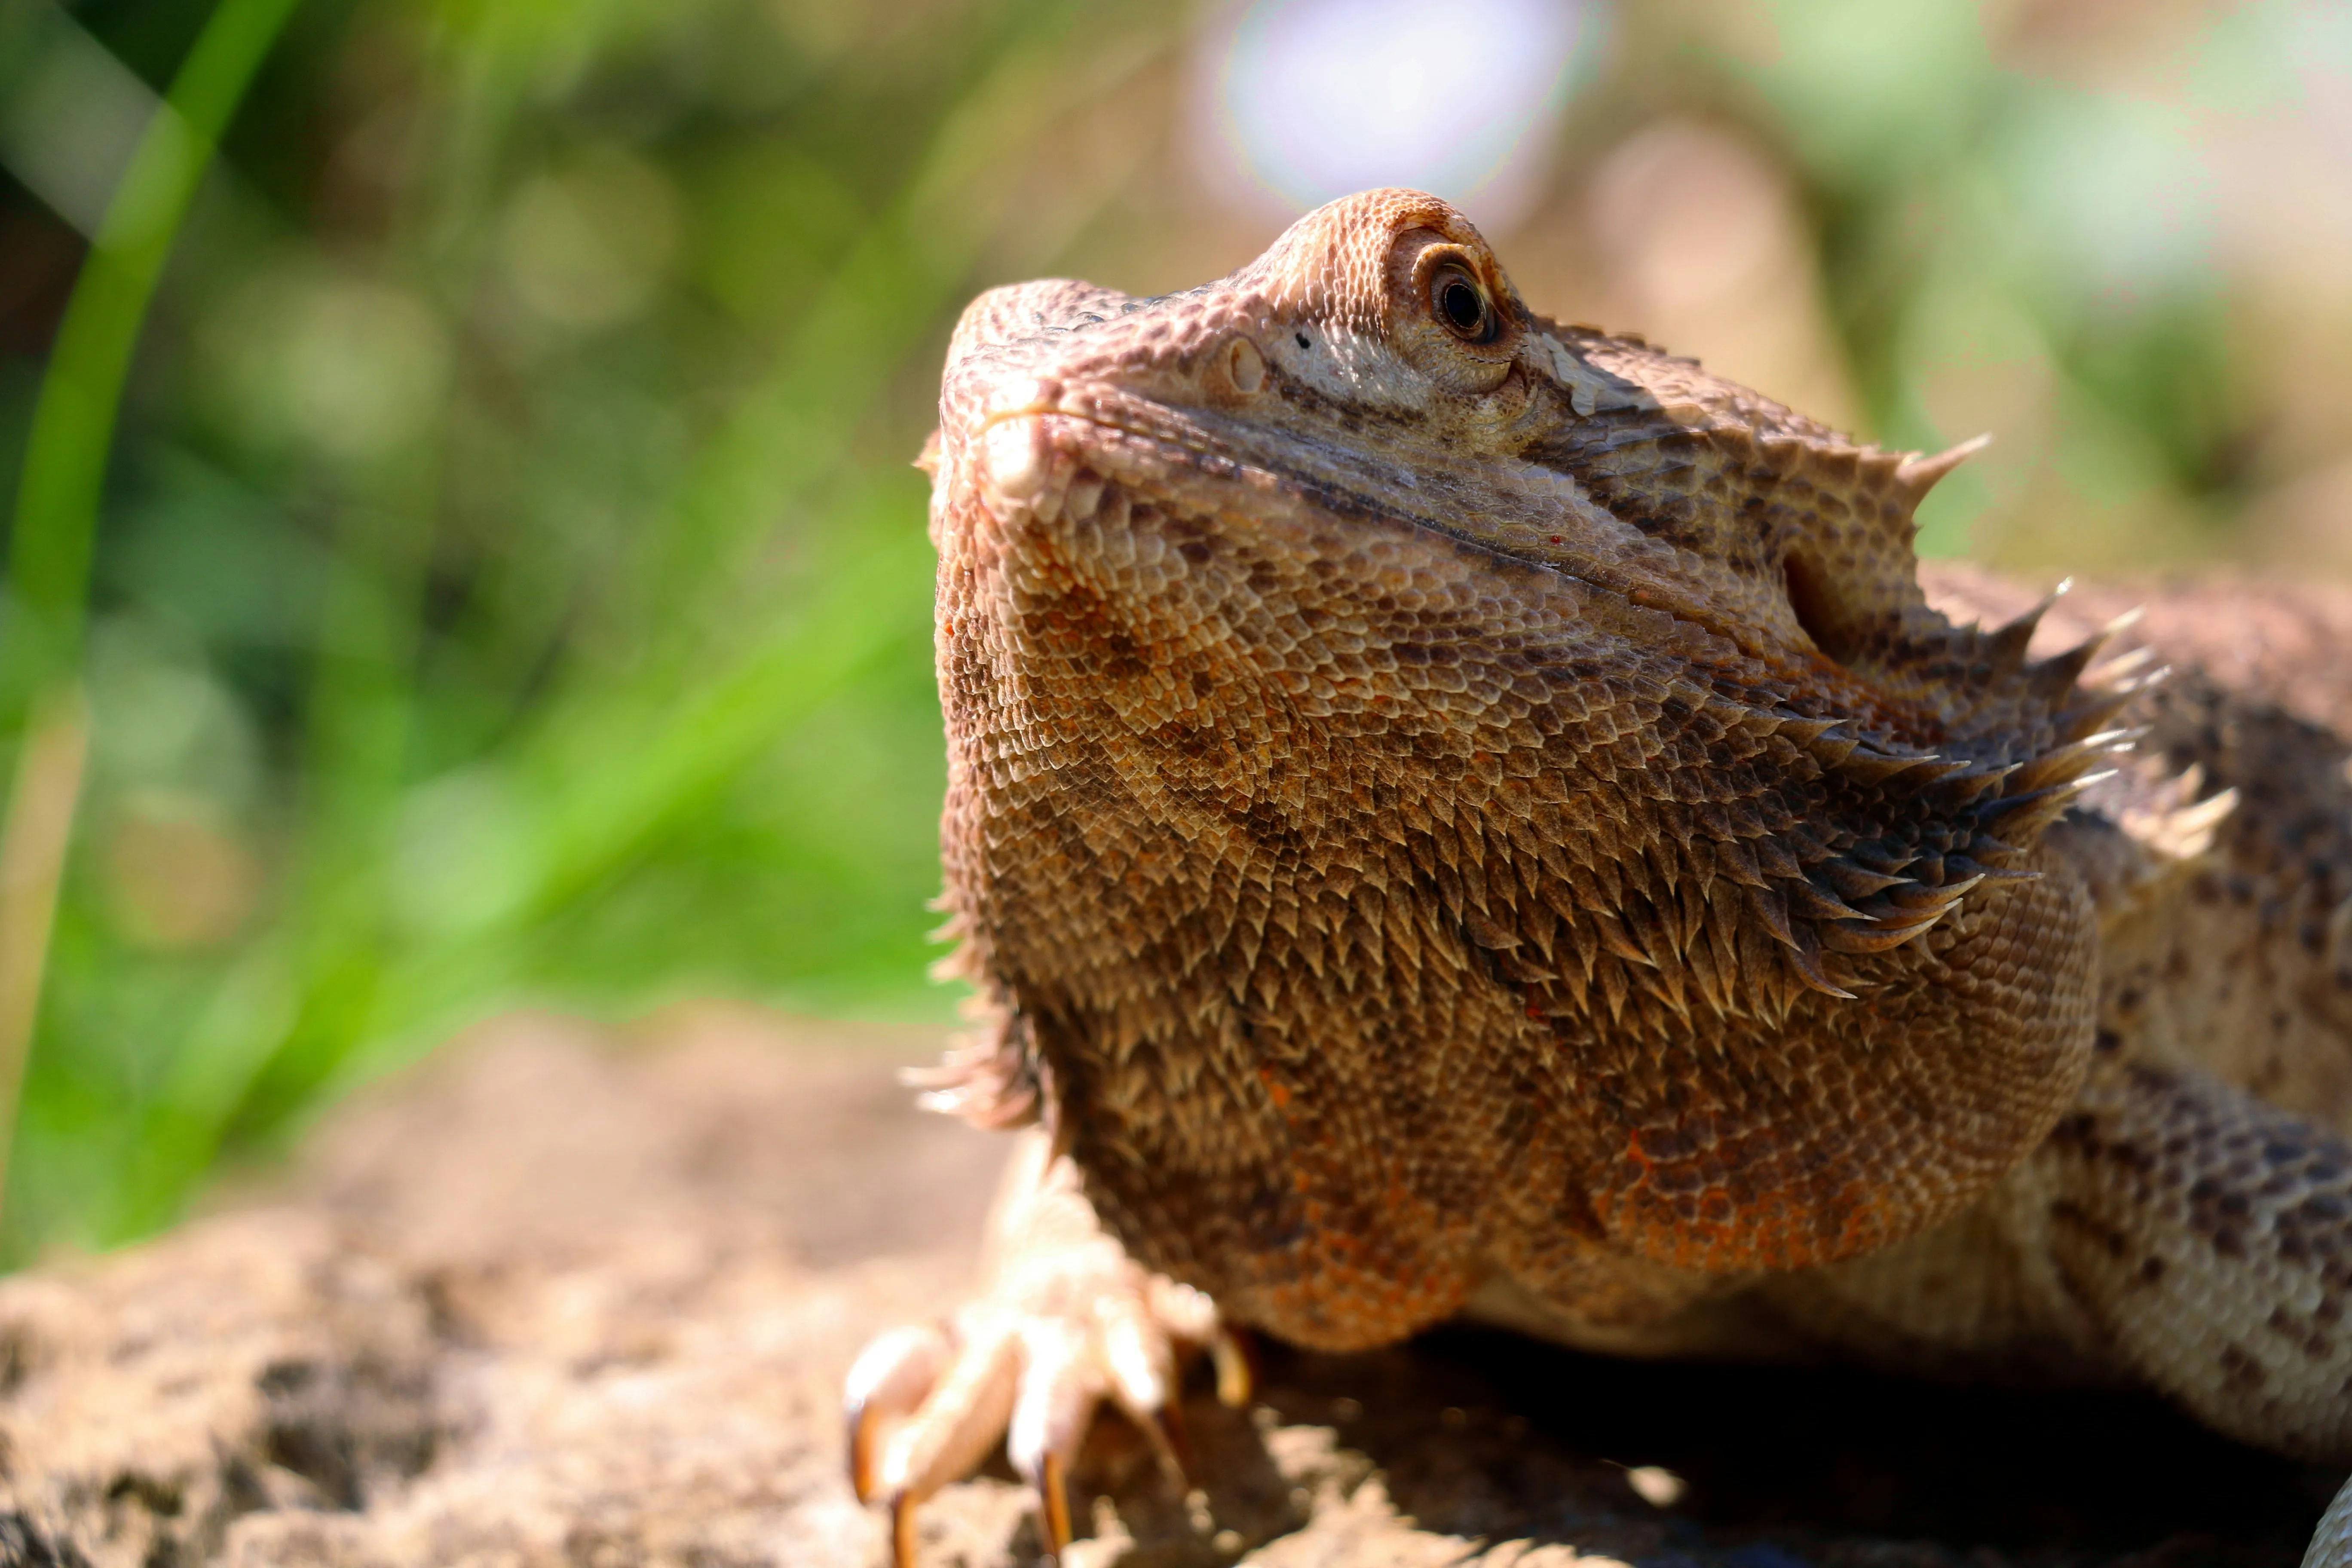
[
  {"xmin": 1510, "ymin": 429, "xmax": 2156, "ymax": 1019},
  {"xmin": 1499, "ymin": 582, "xmax": 2153, "ymax": 1029}
]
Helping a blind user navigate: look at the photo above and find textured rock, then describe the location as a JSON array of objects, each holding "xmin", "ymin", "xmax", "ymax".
[{"xmin": 0, "ymin": 1008, "xmax": 2333, "ymax": 1565}]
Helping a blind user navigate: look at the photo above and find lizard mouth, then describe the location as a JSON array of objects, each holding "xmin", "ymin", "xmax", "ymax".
[
  {"xmin": 969, "ymin": 386, "xmax": 1794, "ymax": 675},
  {"xmin": 970, "ymin": 392, "xmax": 1262, "ymax": 517},
  {"xmin": 963, "ymin": 386, "xmax": 2055, "ymax": 767},
  {"xmin": 974, "ymin": 382, "xmax": 1301, "ymax": 503}
]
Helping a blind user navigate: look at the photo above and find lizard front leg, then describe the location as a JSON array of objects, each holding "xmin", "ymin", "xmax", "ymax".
[
  {"xmin": 845, "ymin": 1126, "xmax": 1246, "ymax": 1565},
  {"xmin": 2029, "ymin": 1056, "xmax": 2352, "ymax": 1565}
]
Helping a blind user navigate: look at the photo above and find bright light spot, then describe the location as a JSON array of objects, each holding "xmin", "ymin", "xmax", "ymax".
[
  {"xmin": 2001, "ymin": 92, "xmax": 2216, "ymax": 308},
  {"xmin": 1189, "ymin": 0, "xmax": 1600, "ymax": 235},
  {"xmin": 499, "ymin": 146, "xmax": 681, "ymax": 331},
  {"xmin": 206, "ymin": 271, "xmax": 452, "ymax": 463},
  {"xmin": 1624, "ymin": 1464, "xmax": 1686, "ymax": 1507},
  {"xmin": 391, "ymin": 766, "xmax": 533, "ymax": 938}
]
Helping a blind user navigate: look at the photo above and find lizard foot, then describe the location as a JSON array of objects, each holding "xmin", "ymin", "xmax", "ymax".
[{"xmin": 845, "ymin": 1130, "xmax": 1250, "ymax": 1565}]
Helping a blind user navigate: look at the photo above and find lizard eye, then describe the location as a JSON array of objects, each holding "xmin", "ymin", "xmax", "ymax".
[{"xmin": 1430, "ymin": 265, "xmax": 1497, "ymax": 344}]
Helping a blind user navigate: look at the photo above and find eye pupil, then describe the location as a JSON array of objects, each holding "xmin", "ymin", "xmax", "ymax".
[{"xmin": 1436, "ymin": 273, "xmax": 1491, "ymax": 339}]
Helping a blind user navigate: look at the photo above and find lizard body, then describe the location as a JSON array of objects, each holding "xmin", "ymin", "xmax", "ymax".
[{"xmin": 848, "ymin": 190, "xmax": 2352, "ymax": 1566}]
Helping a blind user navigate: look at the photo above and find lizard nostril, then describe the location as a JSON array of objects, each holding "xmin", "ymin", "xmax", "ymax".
[{"xmin": 1224, "ymin": 337, "xmax": 1266, "ymax": 396}]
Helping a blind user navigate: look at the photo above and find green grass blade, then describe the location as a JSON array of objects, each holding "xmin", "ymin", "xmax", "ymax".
[
  {"xmin": 0, "ymin": 0, "xmax": 302, "ymax": 1235},
  {"xmin": 5, "ymin": 0, "xmax": 306, "ymax": 706}
]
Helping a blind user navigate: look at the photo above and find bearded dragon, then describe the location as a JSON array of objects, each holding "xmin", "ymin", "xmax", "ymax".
[{"xmin": 845, "ymin": 188, "xmax": 2352, "ymax": 1567}]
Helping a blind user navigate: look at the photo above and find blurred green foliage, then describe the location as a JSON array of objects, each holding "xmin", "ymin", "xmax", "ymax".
[
  {"xmin": 2, "ymin": 0, "xmax": 2347, "ymax": 1263},
  {"xmin": 0, "ymin": 0, "xmax": 1184, "ymax": 1260}
]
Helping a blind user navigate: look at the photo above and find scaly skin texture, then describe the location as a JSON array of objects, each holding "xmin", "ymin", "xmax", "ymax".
[{"xmin": 847, "ymin": 190, "xmax": 2352, "ymax": 1566}]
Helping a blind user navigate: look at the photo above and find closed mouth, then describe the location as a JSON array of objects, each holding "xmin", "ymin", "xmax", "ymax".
[
  {"xmin": 970, "ymin": 387, "xmax": 1680, "ymax": 642},
  {"xmin": 975, "ymin": 387, "xmax": 1521, "ymax": 552}
]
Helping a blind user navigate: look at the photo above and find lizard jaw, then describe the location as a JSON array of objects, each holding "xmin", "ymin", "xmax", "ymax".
[{"xmin": 967, "ymin": 379, "xmax": 1628, "ymax": 591}]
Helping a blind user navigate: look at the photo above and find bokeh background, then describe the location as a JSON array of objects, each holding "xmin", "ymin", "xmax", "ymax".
[{"xmin": 1, "ymin": 0, "xmax": 2349, "ymax": 1265}]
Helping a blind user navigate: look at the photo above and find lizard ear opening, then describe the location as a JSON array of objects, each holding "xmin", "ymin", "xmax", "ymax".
[{"xmin": 1783, "ymin": 551, "xmax": 1857, "ymax": 665}]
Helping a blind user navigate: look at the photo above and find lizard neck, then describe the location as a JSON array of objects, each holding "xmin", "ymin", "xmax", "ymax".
[{"xmin": 931, "ymin": 462, "xmax": 2100, "ymax": 1342}]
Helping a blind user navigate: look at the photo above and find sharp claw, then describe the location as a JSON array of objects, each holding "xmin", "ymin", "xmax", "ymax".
[
  {"xmin": 1009, "ymin": 1326, "xmax": 1103, "ymax": 1559},
  {"xmin": 849, "ymin": 1153, "xmax": 1228, "ymax": 1568},
  {"xmin": 1040, "ymin": 1449, "xmax": 1075, "ymax": 1560},
  {"xmin": 844, "ymin": 1323, "xmax": 952, "ymax": 1501},
  {"xmin": 1212, "ymin": 1327, "xmax": 1254, "ymax": 1408},
  {"xmin": 852, "ymin": 1316, "xmax": 1019, "ymax": 1568},
  {"xmin": 890, "ymin": 1491, "xmax": 920, "ymax": 1568},
  {"xmin": 1100, "ymin": 1297, "xmax": 1185, "ymax": 1486},
  {"xmin": 848, "ymin": 1417, "xmax": 879, "ymax": 1503}
]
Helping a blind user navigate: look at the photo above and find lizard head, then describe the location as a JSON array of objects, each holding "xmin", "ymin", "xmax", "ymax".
[
  {"xmin": 938, "ymin": 187, "xmax": 2022, "ymax": 713},
  {"xmin": 928, "ymin": 189, "xmax": 2131, "ymax": 1283}
]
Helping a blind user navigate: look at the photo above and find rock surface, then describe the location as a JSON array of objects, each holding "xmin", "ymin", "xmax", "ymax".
[{"xmin": 0, "ymin": 1008, "xmax": 2335, "ymax": 1567}]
